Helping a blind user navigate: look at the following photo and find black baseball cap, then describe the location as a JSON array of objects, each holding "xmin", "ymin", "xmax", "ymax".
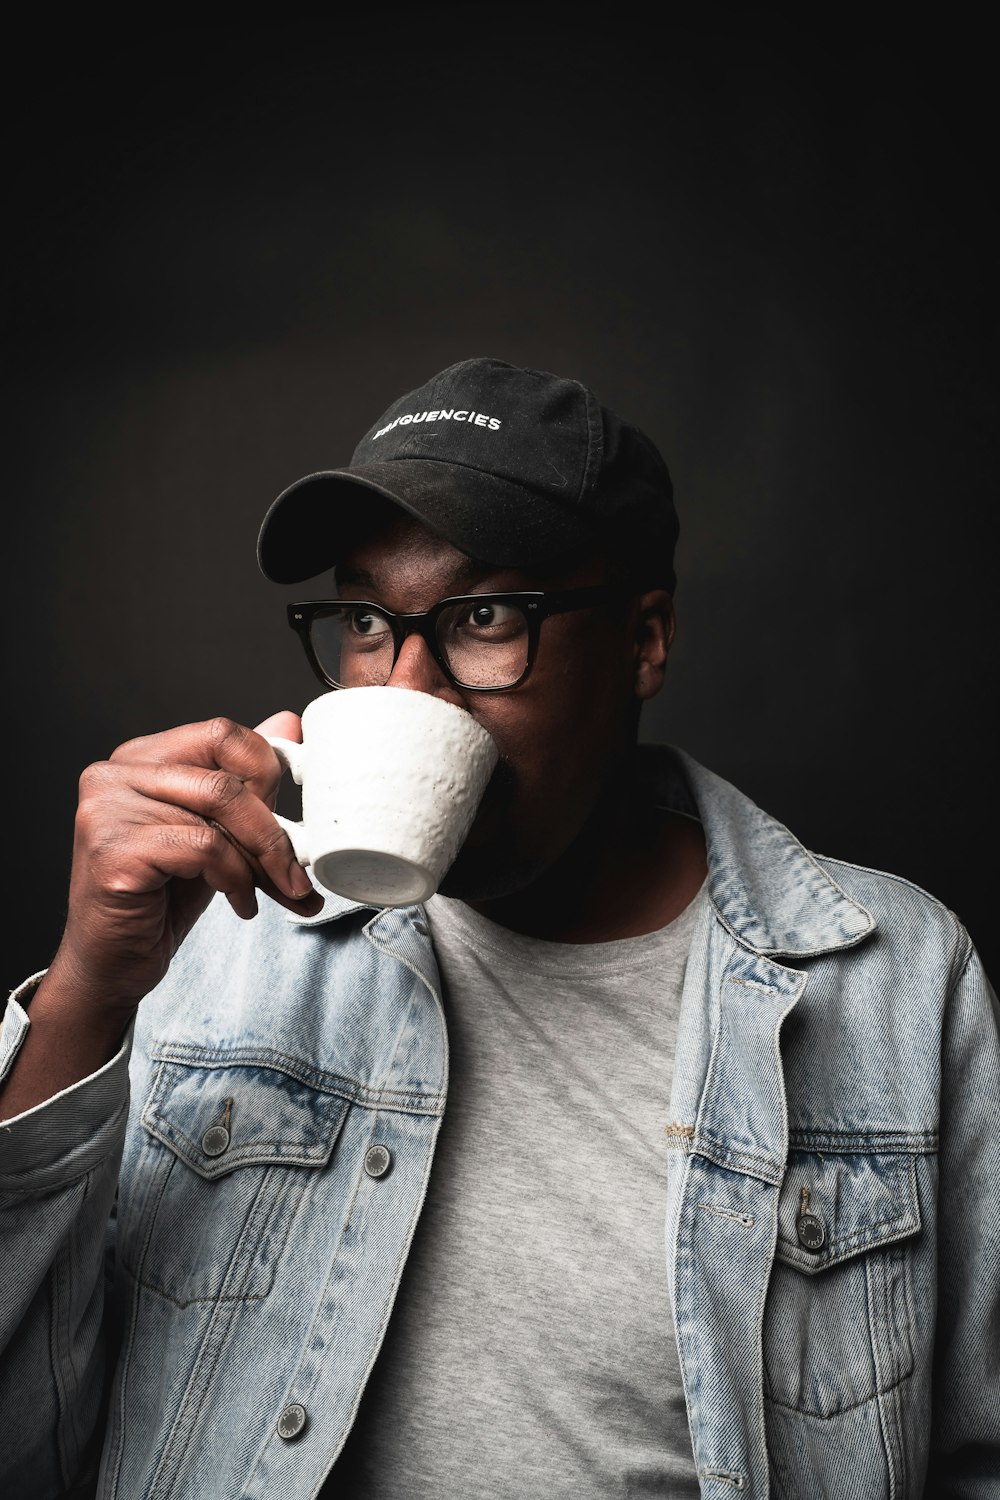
[{"xmin": 257, "ymin": 357, "xmax": 678, "ymax": 590}]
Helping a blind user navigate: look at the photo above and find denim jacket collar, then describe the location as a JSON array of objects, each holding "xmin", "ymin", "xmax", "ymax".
[
  {"xmin": 285, "ymin": 744, "xmax": 876, "ymax": 959},
  {"xmin": 662, "ymin": 748, "xmax": 875, "ymax": 957}
]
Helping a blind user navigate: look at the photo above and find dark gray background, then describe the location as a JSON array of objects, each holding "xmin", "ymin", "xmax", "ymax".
[{"xmin": 4, "ymin": 12, "xmax": 996, "ymax": 990}]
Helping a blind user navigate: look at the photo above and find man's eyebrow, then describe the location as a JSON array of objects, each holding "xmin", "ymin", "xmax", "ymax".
[
  {"xmin": 334, "ymin": 557, "xmax": 498, "ymax": 593},
  {"xmin": 442, "ymin": 557, "xmax": 497, "ymax": 590},
  {"xmin": 334, "ymin": 564, "xmax": 375, "ymax": 589}
]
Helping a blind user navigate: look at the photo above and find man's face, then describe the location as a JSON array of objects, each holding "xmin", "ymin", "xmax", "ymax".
[{"xmin": 333, "ymin": 511, "xmax": 671, "ymax": 904}]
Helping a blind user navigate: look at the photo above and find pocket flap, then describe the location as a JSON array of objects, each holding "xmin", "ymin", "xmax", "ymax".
[
  {"xmin": 142, "ymin": 1058, "xmax": 350, "ymax": 1180},
  {"xmin": 774, "ymin": 1151, "xmax": 922, "ymax": 1275}
]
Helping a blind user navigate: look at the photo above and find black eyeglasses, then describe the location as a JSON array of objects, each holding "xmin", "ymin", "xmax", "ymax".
[{"xmin": 287, "ymin": 585, "xmax": 628, "ymax": 692}]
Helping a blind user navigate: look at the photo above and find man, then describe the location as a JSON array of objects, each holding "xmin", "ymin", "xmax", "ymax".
[{"xmin": 1, "ymin": 357, "xmax": 997, "ymax": 1498}]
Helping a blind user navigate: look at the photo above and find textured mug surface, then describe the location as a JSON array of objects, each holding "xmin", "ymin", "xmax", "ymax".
[{"xmin": 266, "ymin": 688, "xmax": 499, "ymax": 906}]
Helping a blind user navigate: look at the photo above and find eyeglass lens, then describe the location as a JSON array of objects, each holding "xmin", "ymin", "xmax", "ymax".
[{"xmin": 310, "ymin": 600, "xmax": 532, "ymax": 689}]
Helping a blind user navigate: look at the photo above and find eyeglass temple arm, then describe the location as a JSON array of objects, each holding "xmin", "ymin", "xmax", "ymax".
[{"xmin": 532, "ymin": 583, "xmax": 632, "ymax": 620}]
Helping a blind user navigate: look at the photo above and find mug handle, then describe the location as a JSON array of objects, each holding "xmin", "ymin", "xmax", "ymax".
[{"xmin": 263, "ymin": 734, "xmax": 310, "ymax": 868}]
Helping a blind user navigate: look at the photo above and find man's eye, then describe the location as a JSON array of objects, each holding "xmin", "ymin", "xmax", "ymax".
[
  {"xmin": 462, "ymin": 603, "xmax": 521, "ymax": 632},
  {"xmin": 347, "ymin": 610, "xmax": 390, "ymax": 638}
]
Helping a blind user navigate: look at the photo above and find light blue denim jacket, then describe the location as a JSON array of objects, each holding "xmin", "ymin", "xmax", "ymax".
[{"xmin": 2, "ymin": 748, "xmax": 998, "ymax": 1499}]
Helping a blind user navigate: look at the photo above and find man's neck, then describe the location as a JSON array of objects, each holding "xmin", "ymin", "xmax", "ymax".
[{"xmin": 468, "ymin": 774, "xmax": 708, "ymax": 945}]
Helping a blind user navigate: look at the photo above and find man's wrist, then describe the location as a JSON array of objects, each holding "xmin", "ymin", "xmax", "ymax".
[{"xmin": 0, "ymin": 964, "xmax": 135, "ymax": 1121}]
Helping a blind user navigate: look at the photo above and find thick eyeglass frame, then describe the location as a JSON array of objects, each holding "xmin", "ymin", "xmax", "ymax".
[{"xmin": 287, "ymin": 584, "xmax": 630, "ymax": 693}]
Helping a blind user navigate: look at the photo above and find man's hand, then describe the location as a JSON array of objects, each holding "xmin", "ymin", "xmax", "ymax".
[
  {"xmin": 56, "ymin": 712, "xmax": 323, "ymax": 1010},
  {"xmin": 0, "ymin": 713, "xmax": 323, "ymax": 1119}
]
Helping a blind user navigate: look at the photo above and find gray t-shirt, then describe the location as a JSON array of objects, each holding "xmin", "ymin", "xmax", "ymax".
[{"xmin": 331, "ymin": 891, "xmax": 704, "ymax": 1498}]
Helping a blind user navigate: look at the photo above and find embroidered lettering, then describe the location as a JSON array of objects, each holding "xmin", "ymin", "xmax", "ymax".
[{"xmin": 371, "ymin": 408, "xmax": 503, "ymax": 439}]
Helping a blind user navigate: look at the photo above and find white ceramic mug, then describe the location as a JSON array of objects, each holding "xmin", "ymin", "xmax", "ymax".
[{"xmin": 264, "ymin": 687, "xmax": 499, "ymax": 907}]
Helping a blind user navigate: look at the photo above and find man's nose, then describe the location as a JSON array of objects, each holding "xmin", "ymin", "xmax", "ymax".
[{"xmin": 386, "ymin": 632, "xmax": 465, "ymax": 706}]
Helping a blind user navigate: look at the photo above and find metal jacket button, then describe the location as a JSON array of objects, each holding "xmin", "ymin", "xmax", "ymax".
[
  {"xmin": 277, "ymin": 1403, "xmax": 307, "ymax": 1440},
  {"xmin": 201, "ymin": 1125, "xmax": 230, "ymax": 1157},
  {"xmin": 202, "ymin": 1098, "xmax": 233, "ymax": 1157},
  {"xmin": 364, "ymin": 1144, "xmax": 393, "ymax": 1179},
  {"xmin": 797, "ymin": 1211, "xmax": 826, "ymax": 1251}
]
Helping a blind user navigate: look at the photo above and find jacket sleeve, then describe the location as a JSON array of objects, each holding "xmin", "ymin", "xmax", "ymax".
[
  {"xmin": 0, "ymin": 977, "xmax": 132, "ymax": 1498},
  {"xmin": 926, "ymin": 941, "xmax": 1000, "ymax": 1497}
]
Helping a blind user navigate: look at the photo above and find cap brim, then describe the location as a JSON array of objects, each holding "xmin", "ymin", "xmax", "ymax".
[{"xmin": 257, "ymin": 459, "xmax": 597, "ymax": 584}]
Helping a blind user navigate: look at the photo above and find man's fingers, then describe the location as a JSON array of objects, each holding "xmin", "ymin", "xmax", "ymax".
[
  {"xmin": 253, "ymin": 709, "xmax": 302, "ymax": 741},
  {"xmin": 251, "ymin": 712, "xmax": 304, "ymax": 810},
  {"xmin": 95, "ymin": 821, "xmax": 259, "ymax": 908},
  {"xmin": 80, "ymin": 759, "xmax": 311, "ymax": 902},
  {"xmin": 88, "ymin": 818, "xmax": 322, "ymax": 921},
  {"xmin": 109, "ymin": 717, "xmax": 290, "ymax": 802}
]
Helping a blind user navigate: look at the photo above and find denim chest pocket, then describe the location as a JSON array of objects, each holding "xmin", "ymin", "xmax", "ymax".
[
  {"xmin": 120, "ymin": 1057, "xmax": 350, "ymax": 1307},
  {"xmin": 762, "ymin": 1150, "xmax": 922, "ymax": 1418}
]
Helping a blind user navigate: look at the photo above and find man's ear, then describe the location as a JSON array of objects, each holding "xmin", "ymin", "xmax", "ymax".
[{"xmin": 633, "ymin": 590, "xmax": 675, "ymax": 701}]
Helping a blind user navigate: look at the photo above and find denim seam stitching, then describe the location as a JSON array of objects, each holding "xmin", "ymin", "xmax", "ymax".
[
  {"xmin": 48, "ymin": 1218, "xmax": 72, "ymax": 1488},
  {"xmin": 729, "ymin": 976, "xmax": 778, "ymax": 995},
  {"xmin": 61, "ymin": 1171, "xmax": 93, "ymax": 1478},
  {"xmin": 122, "ymin": 1260, "xmax": 269, "ymax": 1309},
  {"xmin": 336, "ymin": 1110, "xmax": 443, "ymax": 1461},
  {"xmin": 775, "ymin": 1217, "xmax": 920, "ymax": 1271},
  {"xmin": 105, "ymin": 1103, "xmax": 174, "ymax": 1497},
  {"xmin": 146, "ymin": 1278, "xmax": 243, "ymax": 1498},
  {"xmin": 696, "ymin": 1201, "xmax": 756, "ymax": 1228},
  {"xmin": 141, "ymin": 1115, "xmax": 341, "ymax": 1176},
  {"xmin": 689, "ymin": 1130, "xmax": 785, "ymax": 1184},
  {"xmin": 145, "ymin": 1152, "xmax": 298, "ymax": 1497},
  {"xmin": 787, "ymin": 1129, "xmax": 938, "ymax": 1152},
  {"xmin": 127, "ymin": 1161, "xmax": 303, "ymax": 1308},
  {"xmin": 763, "ymin": 1365, "xmax": 916, "ymax": 1420},
  {"xmin": 149, "ymin": 1044, "xmax": 445, "ymax": 1114},
  {"xmin": 868, "ymin": 1246, "xmax": 906, "ymax": 1493}
]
